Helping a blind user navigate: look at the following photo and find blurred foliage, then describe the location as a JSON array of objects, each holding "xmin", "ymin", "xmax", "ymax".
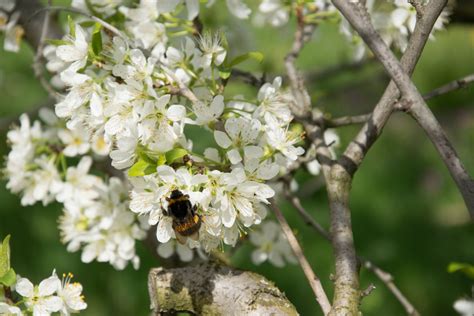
[{"xmin": 1, "ymin": 2, "xmax": 474, "ymax": 315}]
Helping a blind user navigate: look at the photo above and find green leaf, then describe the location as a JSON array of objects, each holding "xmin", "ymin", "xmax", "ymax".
[
  {"xmin": 0, "ymin": 235, "xmax": 11, "ymax": 277},
  {"xmin": 128, "ymin": 159, "xmax": 156, "ymax": 177},
  {"xmin": 218, "ymin": 68, "xmax": 232, "ymax": 80},
  {"xmin": 78, "ymin": 21, "xmax": 96, "ymax": 28},
  {"xmin": 165, "ymin": 148, "xmax": 188, "ymax": 164},
  {"xmin": 227, "ymin": 51, "xmax": 264, "ymax": 68},
  {"xmin": 68, "ymin": 15, "xmax": 76, "ymax": 37},
  {"xmin": 91, "ymin": 23, "xmax": 103, "ymax": 56},
  {"xmin": 0, "ymin": 268, "xmax": 16, "ymax": 287},
  {"xmin": 447, "ymin": 262, "xmax": 474, "ymax": 279},
  {"xmin": 157, "ymin": 154, "xmax": 167, "ymax": 166}
]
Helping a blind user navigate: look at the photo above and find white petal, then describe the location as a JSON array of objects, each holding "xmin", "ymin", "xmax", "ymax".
[
  {"xmin": 38, "ymin": 276, "xmax": 60, "ymax": 296},
  {"xmin": 306, "ymin": 160, "xmax": 321, "ymax": 176},
  {"xmin": 176, "ymin": 244, "xmax": 194, "ymax": 262},
  {"xmin": 210, "ymin": 95, "xmax": 225, "ymax": 117},
  {"xmin": 42, "ymin": 295, "xmax": 63, "ymax": 312},
  {"xmin": 226, "ymin": 0, "xmax": 251, "ymax": 19},
  {"xmin": 167, "ymin": 104, "xmax": 186, "ymax": 121},
  {"xmin": 156, "ymin": 217, "xmax": 173, "ymax": 243},
  {"xmin": 391, "ymin": 8, "xmax": 409, "ymax": 28},
  {"xmin": 15, "ymin": 277, "xmax": 34, "ymax": 298},
  {"xmin": 221, "ymin": 205, "xmax": 237, "ymax": 228},
  {"xmin": 157, "ymin": 0, "xmax": 180, "ymax": 13},
  {"xmin": 244, "ymin": 146, "xmax": 263, "ymax": 159},
  {"xmin": 214, "ymin": 131, "xmax": 232, "ymax": 149},
  {"xmin": 269, "ymin": 250, "xmax": 285, "ymax": 267},
  {"xmin": 256, "ymin": 162, "xmax": 279, "ymax": 180},
  {"xmin": 186, "ymin": 0, "xmax": 200, "ymax": 20},
  {"xmin": 227, "ymin": 148, "xmax": 242, "ymax": 165},
  {"xmin": 251, "ymin": 249, "xmax": 268, "ymax": 265},
  {"xmin": 157, "ymin": 242, "xmax": 174, "ymax": 258},
  {"xmin": 454, "ymin": 298, "xmax": 474, "ymax": 315}
]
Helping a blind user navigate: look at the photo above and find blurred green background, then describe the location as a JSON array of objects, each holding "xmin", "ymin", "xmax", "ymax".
[{"xmin": 1, "ymin": 2, "xmax": 474, "ymax": 315}]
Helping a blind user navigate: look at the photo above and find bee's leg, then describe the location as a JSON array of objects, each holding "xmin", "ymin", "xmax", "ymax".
[
  {"xmin": 189, "ymin": 231, "xmax": 199, "ymax": 241},
  {"xmin": 192, "ymin": 204, "xmax": 197, "ymax": 215},
  {"xmin": 175, "ymin": 233, "xmax": 187, "ymax": 245},
  {"xmin": 161, "ymin": 207, "xmax": 169, "ymax": 216}
]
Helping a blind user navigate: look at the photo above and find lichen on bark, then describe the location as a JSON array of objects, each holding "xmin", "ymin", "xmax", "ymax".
[{"xmin": 148, "ymin": 262, "xmax": 298, "ymax": 315}]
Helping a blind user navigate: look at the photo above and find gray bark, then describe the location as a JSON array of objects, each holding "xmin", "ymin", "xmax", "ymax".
[{"xmin": 148, "ymin": 262, "xmax": 298, "ymax": 315}]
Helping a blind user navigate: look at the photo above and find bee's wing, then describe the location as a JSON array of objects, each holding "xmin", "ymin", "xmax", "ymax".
[{"xmin": 175, "ymin": 232, "xmax": 188, "ymax": 245}]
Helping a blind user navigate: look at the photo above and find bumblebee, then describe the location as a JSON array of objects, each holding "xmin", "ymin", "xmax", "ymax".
[{"xmin": 164, "ymin": 189, "xmax": 201, "ymax": 244}]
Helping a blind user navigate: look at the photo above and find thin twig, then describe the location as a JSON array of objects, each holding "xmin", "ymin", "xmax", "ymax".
[
  {"xmin": 364, "ymin": 261, "xmax": 420, "ymax": 316},
  {"xmin": 423, "ymin": 73, "xmax": 474, "ymax": 99},
  {"xmin": 32, "ymin": 0, "xmax": 60, "ymax": 99},
  {"xmin": 269, "ymin": 199, "xmax": 331, "ymax": 315},
  {"xmin": 360, "ymin": 283, "xmax": 376, "ymax": 299},
  {"xmin": 284, "ymin": 4, "xmax": 316, "ymax": 116},
  {"xmin": 27, "ymin": 6, "xmax": 126, "ymax": 40},
  {"xmin": 161, "ymin": 66, "xmax": 200, "ymax": 104},
  {"xmin": 325, "ymin": 113, "xmax": 372, "ymax": 128},
  {"xmin": 283, "ymin": 184, "xmax": 330, "ymax": 240},
  {"xmin": 283, "ymin": 187, "xmax": 420, "ymax": 316}
]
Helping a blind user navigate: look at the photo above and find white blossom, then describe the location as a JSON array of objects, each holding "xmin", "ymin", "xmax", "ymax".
[
  {"xmin": 56, "ymin": 24, "xmax": 89, "ymax": 73},
  {"xmin": 58, "ymin": 126, "xmax": 91, "ymax": 157},
  {"xmin": 214, "ymin": 117, "xmax": 262, "ymax": 164},
  {"xmin": 192, "ymin": 95, "xmax": 225, "ymax": 126},
  {"xmin": 157, "ymin": 240, "xmax": 194, "ymax": 262},
  {"xmin": 15, "ymin": 275, "xmax": 63, "ymax": 316},
  {"xmin": 54, "ymin": 272, "xmax": 87, "ymax": 315},
  {"xmin": 59, "ymin": 177, "xmax": 147, "ymax": 270},
  {"xmin": 265, "ymin": 118, "xmax": 304, "ymax": 162},
  {"xmin": 198, "ymin": 32, "xmax": 227, "ymax": 67},
  {"xmin": 249, "ymin": 220, "xmax": 297, "ymax": 267},
  {"xmin": 257, "ymin": 0, "xmax": 289, "ymax": 27},
  {"xmin": 454, "ymin": 298, "xmax": 474, "ymax": 316},
  {"xmin": 256, "ymin": 76, "xmax": 293, "ymax": 125},
  {"xmin": 0, "ymin": 302, "xmax": 22, "ymax": 316}
]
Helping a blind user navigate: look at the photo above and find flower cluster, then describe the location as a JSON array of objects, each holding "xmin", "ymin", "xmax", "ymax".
[
  {"xmin": 5, "ymin": 113, "xmax": 146, "ymax": 269},
  {"xmin": 4, "ymin": 0, "xmax": 449, "ymax": 269},
  {"xmin": 30, "ymin": 0, "xmax": 305, "ymax": 252},
  {"xmin": 12, "ymin": 271, "xmax": 87, "ymax": 316},
  {"xmin": 0, "ymin": 235, "xmax": 87, "ymax": 316}
]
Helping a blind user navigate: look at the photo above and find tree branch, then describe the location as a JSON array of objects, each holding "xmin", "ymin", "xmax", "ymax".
[
  {"xmin": 148, "ymin": 262, "xmax": 298, "ymax": 315},
  {"xmin": 284, "ymin": 5, "xmax": 316, "ymax": 116},
  {"xmin": 269, "ymin": 199, "xmax": 331, "ymax": 315},
  {"xmin": 332, "ymin": 0, "xmax": 474, "ymax": 219},
  {"xmin": 339, "ymin": 0, "xmax": 448, "ymax": 175},
  {"xmin": 284, "ymin": 188, "xmax": 420, "ymax": 316}
]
